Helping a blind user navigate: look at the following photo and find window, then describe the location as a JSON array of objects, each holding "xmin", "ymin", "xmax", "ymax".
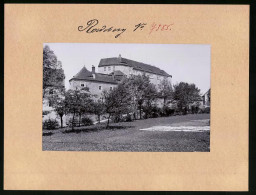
[
  {"xmin": 104, "ymin": 67, "xmax": 106, "ymax": 71},
  {"xmin": 110, "ymin": 87, "xmax": 112, "ymax": 90},
  {"xmin": 49, "ymin": 89, "xmax": 53, "ymax": 95},
  {"xmin": 108, "ymin": 67, "xmax": 111, "ymax": 71},
  {"xmin": 99, "ymin": 86, "xmax": 102, "ymax": 90},
  {"xmin": 81, "ymin": 84, "xmax": 84, "ymax": 87}
]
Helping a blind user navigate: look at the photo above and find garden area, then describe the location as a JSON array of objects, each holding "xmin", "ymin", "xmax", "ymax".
[{"xmin": 43, "ymin": 113, "xmax": 210, "ymax": 152}]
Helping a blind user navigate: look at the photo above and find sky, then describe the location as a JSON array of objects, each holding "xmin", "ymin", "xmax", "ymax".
[{"xmin": 44, "ymin": 43, "xmax": 211, "ymax": 94}]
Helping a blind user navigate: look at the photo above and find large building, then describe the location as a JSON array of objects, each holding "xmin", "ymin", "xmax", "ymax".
[{"xmin": 69, "ymin": 55, "xmax": 172, "ymax": 97}]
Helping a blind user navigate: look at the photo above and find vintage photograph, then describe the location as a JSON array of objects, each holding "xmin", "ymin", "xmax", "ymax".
[{"xmin": 42, "ymin": 43, "xmax": 211, "ymax": 152}]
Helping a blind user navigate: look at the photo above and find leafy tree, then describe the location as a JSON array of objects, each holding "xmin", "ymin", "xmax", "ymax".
[
  {"xmin": 92, "ymin": 99, "xmax": 105, "ymax": 124},
  {"xmin": 43, "ymin": 45, "xmax": 65, "ymax": 97},
  {"xmin": 102, "ymin": 83, "xmax": 132, "ymax": 128},
  {"xmin": 158, "ymin": 78, "xmax": 173, "ymax": 106},
  {"xmin": 65, "ymin": 87, "xmax": 93, "ymax": 130},
  {"xmin": 173, "ymin": 82, "xmax": 201, "ymax": 114},
  {"xmin": 124, "ymin": 74, "xmax": 157, "ymax": 119},
  {"xmin": 142, "ymin": 83, "xmax": 158, "ymax": 118},
  {"xmin": 48, "ymin": 94, "xmax": 66, "ymax": 128}
]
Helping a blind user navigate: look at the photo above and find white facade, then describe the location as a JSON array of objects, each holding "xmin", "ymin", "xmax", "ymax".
[
  {"xmin": 98, "ymin": 65, "xmax": 132, "ymax": 75},
  {"xmin": 69, "ymin": 79, "xmax": 117, "ymax": 98},
  {"xmin": 98, "ymin": 64, "xmax": 171, "ymax": 88}
]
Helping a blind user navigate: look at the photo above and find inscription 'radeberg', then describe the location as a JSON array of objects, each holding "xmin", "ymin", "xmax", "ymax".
[{"xmin": 78, "ymin": 19, "xmax": 126, "ymax": 38}]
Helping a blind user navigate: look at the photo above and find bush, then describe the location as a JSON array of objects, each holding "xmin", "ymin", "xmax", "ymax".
[
  {"xmin": 68, "ymin": 118, "xmax": 79, "ymax": 127},
  {"xmin": 143, "ymin": 105, "xmax": 162, "ymax": 119},
  {"xmin": 43, "ymin": 119, "xmax": 59, "ymax": 130},
  {"xmin": 162, "ymin": 106, "xmax": 175, "ymax": 116},
  {"xmin": 111, "ymin": 114, "xmax": 122, "ymax": 123},
  {"xmin": 204, "ymin": 107, "xmax": 210, "ymax": 113},
  {"xmin": 151, "ymin": 106, "xmax": 162, "ymax": 118},
  {"xmin": 81, "ymin": 117, "xmax": 93, "ymax": 126},
  {"xmin": 124, "ymin": 114, "xmax": 133, "ymax": 122}
]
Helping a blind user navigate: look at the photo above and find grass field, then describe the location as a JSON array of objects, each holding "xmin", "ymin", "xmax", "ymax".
[{"xmin": 43, "ymin": 114, "xmax": 210, "ymax": 152}]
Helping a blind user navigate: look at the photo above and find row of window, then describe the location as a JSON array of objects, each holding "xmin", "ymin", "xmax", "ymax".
[
  {"xmin": 102, "ymin": 67, "xmax": 162, "ymax": 80},
  {"xmin": 81, "ymin": 83, "xmax": 112, "ymax": 91},
  {"xmin": 104, "ymin": 66, "xmax": 111, "ymax": 71}
]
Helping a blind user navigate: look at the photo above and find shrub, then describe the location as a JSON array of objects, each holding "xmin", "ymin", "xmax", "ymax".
[
  {"xmin": 143, "ymin": 105, "xmax": 162, "ymax": 118},
  {"xmin": 125, "ymin": 114, "xmax": 133, "ymax": 122},
  {"xmin": 151, "ymin": 106, "xmax": 162, "ymax": 118},
  {"xmin": 81, "ymin": 117, "xmax": 93, "ymax": 126},
  {"xmin": 198, "ymin": 107, "xmax": 210, "ymax": 114},
  {"xmin": 43, "ymin": 119, "xmax": 59, "ymax": 130},
  {"xmin": 162, "ymin": 106, "xmax": 175, "ymax": 116},
  {"xmin": 204, "ymin": 107, "xmax": 210, "ymax": 113},
  {"xmin": 68, "ymin": 118, "xmax": 79, "ymax": 127}
]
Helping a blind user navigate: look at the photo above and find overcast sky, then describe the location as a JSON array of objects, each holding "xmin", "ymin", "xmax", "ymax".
[{"xmin": 44, "ymin": 43, "xmax": 211, "ymax": 94}]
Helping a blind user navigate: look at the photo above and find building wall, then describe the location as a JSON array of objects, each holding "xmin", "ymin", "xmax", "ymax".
[
  {"xmin": 98, "ymin": 65, "xmax": 132, "ymax": 75},
  {"xmin": 132, "ymin": 69, "xmax": 171, "ymax": 90},
  {"xmin": 98, "ymin": 65, "xmax": 171, "ymax": 88},
  {"xmin": 202, "ymin": 93, "xmax": 210, "ymax": 107},
  {"xmin": 69, "ymin": 79, "xmax": 117, "ymax": 98}
]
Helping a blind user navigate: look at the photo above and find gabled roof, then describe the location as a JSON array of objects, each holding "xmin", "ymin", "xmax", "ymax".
[
  {"xmin": 69, "ymin": 66, "xmax": 118, "ymax": 84},
  {"xmin": 99, "ymin": 56, "xmax": 171, "ymax": 77}
]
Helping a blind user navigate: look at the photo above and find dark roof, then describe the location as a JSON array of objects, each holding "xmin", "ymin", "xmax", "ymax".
[
  {"xmin": 73, "ymin": 66, "xmax": 93, "ymax": 79},
  {"xmin": 109, "ymin": 70, "xmax": 125, "ymax": 76},
  {"xmin": 69, "ymin": 66, "xmax": 118, "ymax": 84},
  {"xmin": 99, "ymin": 57, "xmax": 171, "ymax": 77}
]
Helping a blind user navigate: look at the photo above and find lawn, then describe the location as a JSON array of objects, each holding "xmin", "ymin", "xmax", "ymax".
[{"xmin": 42, "ymin": 114, "xmax": 210, "ymax": 152}]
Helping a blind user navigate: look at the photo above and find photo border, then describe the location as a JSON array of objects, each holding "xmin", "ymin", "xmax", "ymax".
[{"xmin": 1, "ymin": 0, "xmax": 255, "ymax": 194}]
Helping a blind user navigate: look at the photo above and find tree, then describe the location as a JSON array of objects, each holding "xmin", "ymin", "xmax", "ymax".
[
  {"xmin": 49, "ymin": 94, "xmax": 66, "ymax": 128},
  {"xmin": 92, "ymin": 99, "xmax": 105, "ymax": 124},
  {"xmin": 173, "ymin": 82, "xmax": 201, "ymax": 114},
  {"xmin": 65, "ymin": 87, "xmax": 93, "ymax": 130},
  {"xmin": 124, "ymin": 74, "xmax": 157, "ymax": 119},
  {"xmin": 43, "ymin": 45, "xmax": 65, "ymax": 97},
  {"xmin": 142, "ymin": 83, "xmax": 158, "ymax": 118},
  {"xmin": 158, "ymin": 78, "xmax": 173, "ymax": 106},
  {"xmin": 102, "ymin": 84, "xmax": 132, "ymax": 128}
]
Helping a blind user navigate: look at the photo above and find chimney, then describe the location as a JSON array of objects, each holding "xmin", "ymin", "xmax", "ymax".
[
  {"xmin": 92, "ymin": 65, "xmax": 96, "ymax": 79},
  {"xmin": 92, "ymin": 65, "xmax": 95, "ymax": 73}
]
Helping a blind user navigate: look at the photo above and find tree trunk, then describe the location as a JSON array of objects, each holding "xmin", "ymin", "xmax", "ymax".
[
  {"xmin": 78, "ymin": 113, "xmax": 81, "ymax": 127},
  {"xmin": 163, "ymin": 97, "xmax": 166, "ymax": 107},
  {"xmin": 133, "ymin": 112, "xmax": 136, "ymax": 120},
  {"xmin": 60, "ymin": 115, "xmax": 63, "ymax": 128},
  {"xmin": 106, "ymin": 114, "xmax": 111, "ymax": 128},
  {"xmin": 98, "ymin": 115, "xmax": 100, "ymax": 124},
  {"xmin": 72, "ymin": 111, "xmax": 75, "ymax": 130}
]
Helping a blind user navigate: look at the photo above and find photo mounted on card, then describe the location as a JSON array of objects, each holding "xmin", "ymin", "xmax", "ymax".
[{"xmin": 5, "ymin": 4, "xmax": 249, "ymax": 191}]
